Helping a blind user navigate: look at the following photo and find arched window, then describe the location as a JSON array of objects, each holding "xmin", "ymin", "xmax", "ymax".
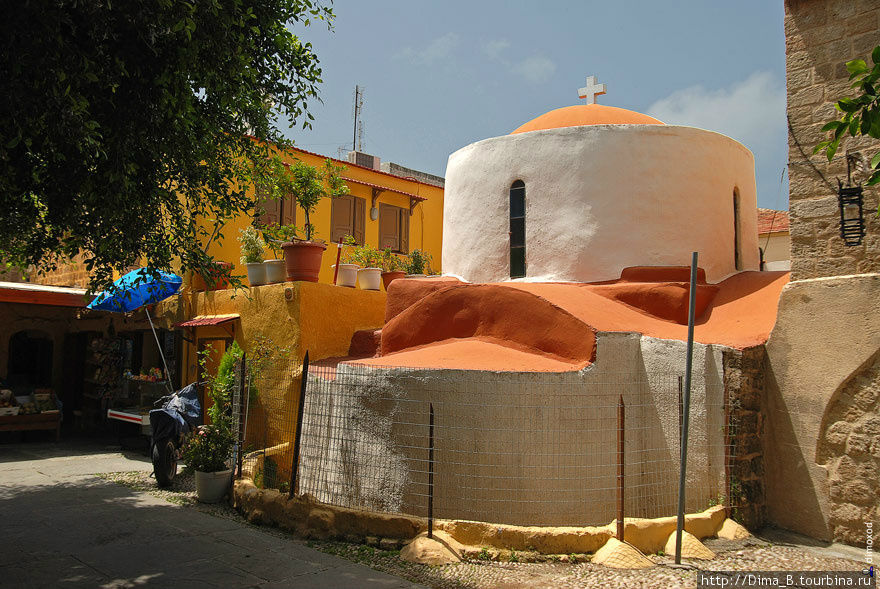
[
  {"xmin": 509, "ymin": 180, "xmax": 526, "ymax": 278},
  {"xmin": 733, "ymin": 188, "xmax": 742, "ymax": 271}
]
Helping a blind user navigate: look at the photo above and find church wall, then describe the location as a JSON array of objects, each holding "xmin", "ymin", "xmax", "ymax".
[
  {"xmin": 785, "ymin": 0, "xmax": 880, "ymax": 279},
  {"xmin": 442, "ymin": 125, "xmax": 759, "ymax": 285}
]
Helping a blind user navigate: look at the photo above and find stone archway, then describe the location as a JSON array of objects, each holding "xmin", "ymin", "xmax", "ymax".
[
  {"xmin": 816, "ymin": 350, "xmax": 880, "ymax": 546},
  {"xmin": 7, "ymin": 329, "xmax": 54, "ymax": 388}
]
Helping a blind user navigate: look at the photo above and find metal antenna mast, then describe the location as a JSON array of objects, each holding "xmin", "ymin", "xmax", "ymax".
[{"xmin": 352, "ymin": 85, "xmax": 364, "ymax": 151}]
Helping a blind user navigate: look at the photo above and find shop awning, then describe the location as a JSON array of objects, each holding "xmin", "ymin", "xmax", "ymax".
[
  {"xmin": 174, "ymin": 314, "xmax": 239, "ymax": 328},
  {"xmin": 0, "ymin": 281, "xmax": 92, "ymax": 308}
]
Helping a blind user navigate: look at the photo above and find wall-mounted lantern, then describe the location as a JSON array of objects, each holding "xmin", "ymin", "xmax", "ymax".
[{"xmin": 838, "ymin": 155, "xmax": 865, "ymax": 246}]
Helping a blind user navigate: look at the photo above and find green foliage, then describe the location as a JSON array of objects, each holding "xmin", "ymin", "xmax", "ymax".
[
  {"xmin": 508, "ymin": 549, "xmax": 519, "ymax": 563},
  {"xmin": 381, "ymin": 248, "xmax": 404, "ymax": 272},
  {"xmin": 238, "ymin": 227, "xmax": 265, "ymax": 264},
  {"xmin": 261, "ymin": 223, "xmax": 299, "ymax": 257},
  {"xmin": 260, "ymin": 157, "xmax": 347, "ymax": 242},
  {"xmin": 263, "ymin": 456, "xmax": 278, "ymax": 489},
  {"xmin": 404, "ymin": 249, "xmax": 433, "ymax": 275},
  {"xmin": 340, "ymin": 235, "xmax": 383, "ymax": 268},
  {"xmin": 0, "ymin": 1, "xmax": 335, "ymax": 291},
  {"xmin": 477, "ymin": 547, "xmax": 491, "ymax": 561},
  {"xmin": 814, "ymin": 45, "xmax": 880, "ymax": 187}
]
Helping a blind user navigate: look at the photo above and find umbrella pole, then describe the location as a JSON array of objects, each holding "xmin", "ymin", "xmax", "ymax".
[{"xmin": 146, "ymin": 307, "xmax": 173, "ymax": 394}]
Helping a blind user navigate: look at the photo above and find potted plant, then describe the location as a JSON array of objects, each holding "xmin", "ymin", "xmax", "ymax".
[
  {"xmin": 191, "ymin": 260, "xmax": 233, "ymax": 291},
  {"xmin": 261, "ymin": 157, "xmax": 347, "ymax": 282},
  {"xmin": 341, "ymin": 238, "xmax": 383, "ymax": 290},
  {"xmin": 261, "ymin": 223, "xmax": 297, "ymax": 284},
  {"xmin": 404, "ymin": 249, "xmax": 432, "ymax": 278},
  {"xmin": 381, "ymin": 248, "xmax": 406, "ymax": 290},
  {"xmin": 334, "ymin": 235, "xmax": 361, "ymax": 288},
  {"xmin": 239, "ymin": 227, "xmax": 267, "ymax": 287}
]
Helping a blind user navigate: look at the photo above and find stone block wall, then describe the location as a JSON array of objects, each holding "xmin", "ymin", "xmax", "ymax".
[
  {"xmin": 785, "ymin": 0, "xmax": 880, "ymax": 279},
  {"xmin": 723, "ymin": 346, "xmax": 766, "ymax": 531},
  {"xmin": 27, "ymin": 253, "xmax": 92, "ymax": 288}
]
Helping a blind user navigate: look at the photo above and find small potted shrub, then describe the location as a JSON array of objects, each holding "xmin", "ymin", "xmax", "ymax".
[
  {"xmin": 239, "ymin": 227, "xmax": 267, "ymax": 286},
  {"xmin": 344, "ymin": 240, "xmax": 383, "ymax": 291},
  {"xmin": 191, "ymin": 260, "xmax": 233, "ymax": 291},
  {"xmin": 334, "ymin": 235, "xmax": 361, "ymax": 288},
  {"xmin": 260, "ymin": 157, "xmax": 347, "ymax": 282},
  {"xmin": 261, "ymin": 223, "xmax": 297, "ymax": 284},
  {"xmin": 404, "ymin": 249, "xmax": 432, "ymax": 278},
  {"xmin": 182, "ymin": 343, "xmax": 240, "ymax": 503},
  {"xmin": 381, "ymin": 248, "xmax": 405, "ymax": 290}
]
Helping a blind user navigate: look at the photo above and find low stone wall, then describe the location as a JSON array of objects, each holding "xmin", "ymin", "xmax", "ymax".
[{"xmin": 232, "ymin": 478, "xmax": 730, "ymax": 557}]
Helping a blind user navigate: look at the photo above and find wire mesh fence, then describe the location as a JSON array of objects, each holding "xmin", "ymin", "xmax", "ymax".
[{"xmin": 240, "ymin": 356, "xmax": 736, "ymax": 528}]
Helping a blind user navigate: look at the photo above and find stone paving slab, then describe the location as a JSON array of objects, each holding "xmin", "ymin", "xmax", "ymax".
[{"xmin": 0, "ymin": 440, "xmax": 425, "ymax": 588}]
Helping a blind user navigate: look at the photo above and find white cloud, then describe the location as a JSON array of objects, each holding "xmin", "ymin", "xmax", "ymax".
[
  {"xmin": 483, "ymin": 39, "xmax": 510, "ymax": 60},
  {"xmin": 397, "ymin": 32, "xmax": 459, "ymax": 65},
  {"xmin": 511, "ymin": 56, "xmax": 557, "ymax": 84},
  {"xmin": 646, "ymin": 71, "xmax": 786, "ymax": 159},
  {"xmin": 647, "ymin": 71, "xmax": 789, "ymax": 207}
]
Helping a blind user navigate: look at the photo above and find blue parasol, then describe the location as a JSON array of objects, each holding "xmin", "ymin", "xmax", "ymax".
[{"xmin": 87, "ymin": 268, "xmax": 183, "ymax": 392}]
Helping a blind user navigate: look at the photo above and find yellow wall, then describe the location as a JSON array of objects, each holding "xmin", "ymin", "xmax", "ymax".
[{"xmin": 202, "ymin": 148, "xmax": 444, "ymax": 287}]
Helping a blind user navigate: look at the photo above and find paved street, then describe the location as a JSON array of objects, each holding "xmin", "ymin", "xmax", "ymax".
[{"xmin": 0, "ymin": 439, "xmax": 426, "ymax": 588}]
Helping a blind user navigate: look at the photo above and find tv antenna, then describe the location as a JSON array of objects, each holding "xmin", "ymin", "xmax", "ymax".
[{"xmin": 352, "ymin": 85, "xmax": 365, "ymax": 152}]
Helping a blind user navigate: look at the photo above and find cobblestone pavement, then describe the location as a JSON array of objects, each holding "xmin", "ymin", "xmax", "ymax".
[{"xmin": 102, "ymin": 469, "xmax": 870, "ymax": 589}]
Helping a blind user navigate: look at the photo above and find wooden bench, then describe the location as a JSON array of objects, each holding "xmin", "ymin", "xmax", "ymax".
[{"xmin": 0, "ymin": 412, "xmax": 61, "ymax": 441}]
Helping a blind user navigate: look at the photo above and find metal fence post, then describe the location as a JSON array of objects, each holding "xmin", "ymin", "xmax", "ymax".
[
  {"xmin": 289, "ymin": 351, "xmax": 309, "ymax": 498},
  {"xmin": 617, "ymin": 395, "xmax": 625, "ymax": 541},
  {"xmin": 428, "ymin": 402, "xmax": 435, "ymax": 539},
  {"xmin": 675, "ymin": 252, "xmax": 699, "ymax": 564}
]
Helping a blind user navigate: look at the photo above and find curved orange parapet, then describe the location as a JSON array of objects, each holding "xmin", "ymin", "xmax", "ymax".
[
  {"xmin": 379, "ymin": 284, "xmax": 596, "ymax": 369},
  {"xmin": 511, "ymin": 104, "xmax": 664, "ymax": 134}
]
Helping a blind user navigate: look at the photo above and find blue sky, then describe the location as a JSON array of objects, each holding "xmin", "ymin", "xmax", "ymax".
[{"xmin": 285, "ymin": 1, "xmax": 788, "ymax": 210}]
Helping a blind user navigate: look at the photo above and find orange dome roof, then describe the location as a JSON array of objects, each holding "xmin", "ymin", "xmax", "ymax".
[{"xmin": 511, "ymin": 104, "xmax": 664, "ymax": 134}]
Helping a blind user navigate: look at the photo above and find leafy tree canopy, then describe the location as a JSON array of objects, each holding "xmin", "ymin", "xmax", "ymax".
[
  {"xmin": 0, "ymin": 0, "xmax": 334, "ymax": 290},
  {"xmin": 815, "ymin": 45, "xmax": 880, "ymax": 187}
]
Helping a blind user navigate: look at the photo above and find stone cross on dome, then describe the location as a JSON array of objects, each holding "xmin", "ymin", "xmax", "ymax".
[{"xmin": 578, "ymin": 75, "xmax": 606, "ymax": 105}]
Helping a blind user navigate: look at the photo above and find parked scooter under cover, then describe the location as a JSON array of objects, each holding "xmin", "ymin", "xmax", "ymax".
[{"xmin": 149, "ymin": 383, "xmax": 201, "ymax": 487}]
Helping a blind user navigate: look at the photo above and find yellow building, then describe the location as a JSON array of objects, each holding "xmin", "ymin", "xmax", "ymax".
[{"xmin": 202, "ymin": 147, "xmax": 444, "ymax": 286}]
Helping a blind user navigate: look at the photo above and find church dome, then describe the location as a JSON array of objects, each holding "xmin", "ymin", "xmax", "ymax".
[{"xmin": 510, "ymin": 104, "xmax": 664, "ymax": 134}]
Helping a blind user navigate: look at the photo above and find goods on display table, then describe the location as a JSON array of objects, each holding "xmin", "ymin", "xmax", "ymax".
[
  {"xmin": 0, "ymin": 388, "xmax": 62, "ymax": 441},
  {"xmin": 107, "ymin": 368, "xmax": 169, "ymax": 436}
]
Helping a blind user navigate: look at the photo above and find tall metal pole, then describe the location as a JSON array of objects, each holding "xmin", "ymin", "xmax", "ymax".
[
  {"xmin": 236, "ymin": 353, "xmax": 247, "ymax": 479},
  {"xmin": 352, "ymin": 85, "xmax": 360, "ymax": 151},
  {"xmin": 289, "ymin": 351, "xmax": 310, "ymax": 498},
  {"xmin": 427, "ymin": 403, "xmax": 435, "ymax": 539},
  {"xmin": 617, "ymin": 395, "xmax": 625, "ymax": 541},
  {"xmin": 675, "ymin": 252, "xmax": 699, "ymax": 564},
  {"xmin": 145, "ymin": 307, "xmax": 173, "ymax": 394}
]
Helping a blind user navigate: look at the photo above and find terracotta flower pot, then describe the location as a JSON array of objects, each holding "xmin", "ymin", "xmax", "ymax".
[
  {"xmin": 381, "ymin": 271, "xmax": 406, "ymax": 290},
  {"xmin": 357, "ymin": 267, "xmax": 383, "ymax": 291},
  {"xmin": 333, "ymin": 264, "xmax": 359, "ymax": 288},
  {"xmin": 192, "ymin": 262, "xmax": 232, "ymax": 291},
  {"xmin": 281, "ymin": 241, "xmax": 326, "ymax": 282}
]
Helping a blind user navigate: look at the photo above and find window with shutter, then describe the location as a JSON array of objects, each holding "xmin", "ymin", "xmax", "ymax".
[
  {"xmin": 379, "ymin": 203, "xmax": 409, "ymax": 253},
  {"xmin": 330, "ymin": 195, "xmax": 365, "ymax": 244},
  {"xmin": 254, "ymin": 188, "xmax": 282, "ymax": 227}
]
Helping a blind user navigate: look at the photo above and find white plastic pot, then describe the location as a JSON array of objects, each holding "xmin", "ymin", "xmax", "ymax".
[
  {"xmin": 333, "ymin": 264, "xmax": 359, "ymax": 288},
  {"xmin": 264, "ymin": 259, "xmax": 286, "ymax": 284},
  {"xmin": 357, "ymin": 267, "xmax": 383, "ymax": 291},
  {"xmin": 195, "ymin": 469, "xmax": 232, "ymax": 503},
  {"xmin": 246, "ymin": 262, "xmax": 267, "ymax": 286}
]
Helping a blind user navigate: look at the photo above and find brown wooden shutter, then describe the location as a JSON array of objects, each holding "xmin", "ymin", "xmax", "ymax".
[
  {"xmin": 282, "ymin": 194, "xmax": 296, "ymax": 226},
  {"xmin": 399, "ymin": 208, "xmax": 409, "ymax": 253},
  {"xmin": 331, "ymin": 195, "xmax": 355, "ymax": 243},
  {"xmin": 379, "ymin": 204, "xmax": 399, "ymax": 251},
  {"xmin": 255, "ymin": 189, "xmax": 281, "ymax": 227},
  {"xmin": 354, "ymin": 197, "xmax": 366, "ymax": 245}
]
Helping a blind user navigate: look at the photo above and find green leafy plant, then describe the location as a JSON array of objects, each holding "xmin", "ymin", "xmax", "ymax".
[
  {"xmin": 260, "ymin": 157, "xmax": 348, "ymax": 242},
  {"xmin": 381, "ymin": 248, "xmax": 404, "ymax": 272},
  {"xmin": 239, "ymin": 226, "xmax": 265, "ymax": 264},
  {"xmin": 814, "ymin": 45, "xmax": 880, "ymax": 187},
  {"xmin": 477, "ymin": 547, "xmax": 491, "ymax": 561},
  {"xmin": 508, "ymin": 549, "xmax": 519, "ymax": 563},
  {"xmin": 261, "ymin": 223, "xmax": 299, "ymax": 258},
  {"xmin": 340, "ymin": 235, "xmax": 383, "ymax": 268},
  {"xmin": 1, "ymin": 1, "xmax": 335, "ymax": 292},
  {"xmin": 404, "ymin": 249, "xmax": 432, "ymax": 275}
]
